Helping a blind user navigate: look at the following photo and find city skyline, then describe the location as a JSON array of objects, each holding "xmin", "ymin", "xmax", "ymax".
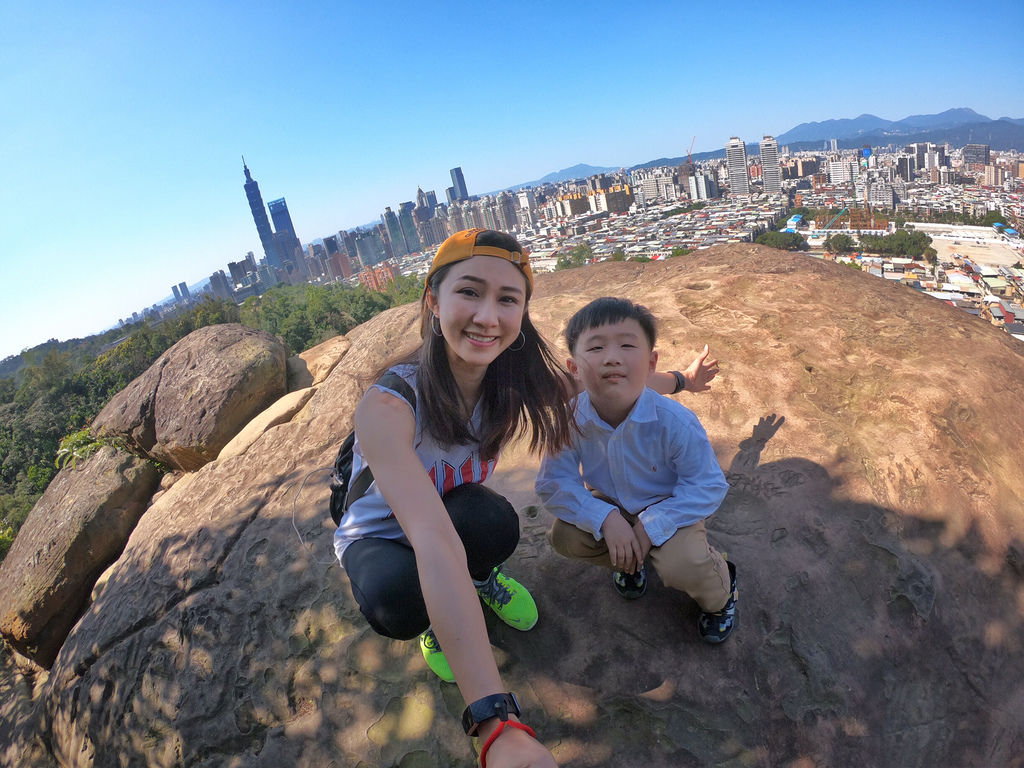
[{"xmin": 2, "ymin": 0, "xmax": 1023, "ymax": 360}]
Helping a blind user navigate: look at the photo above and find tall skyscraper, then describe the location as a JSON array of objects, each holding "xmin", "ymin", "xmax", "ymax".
[
  {"xmin": 450, "ymin": 167, "xmax": 469, "ymax": 201},
  {"xmin": 243, "ymin": 160, "xmax": 283, "ymax": 269},
  {"xmin": 726, "ymin": 137, "xmax": 750, "ymax": 196},
  {"xmin": 759, "ymin": 135, "xmax": 781, "ymax": 194},
  {"xmin": 268, "ymin": 197, "xmax": 307, "ymax": 279},
  {"xmin": 381, "ymin": 206, "xmax": 407, "ymax": 257},
  {"xmin": 897, "ymin": 155, "xmax": 916, "ymax": 182},
  {"xmin": 398, "ymin": 201, "xmax": 421, "ymax": 252}
]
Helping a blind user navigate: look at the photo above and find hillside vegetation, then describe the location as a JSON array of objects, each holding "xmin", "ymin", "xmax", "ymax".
[{"xmin": 0, "ymin": 276, "xmax": 421, "ymax": 561}]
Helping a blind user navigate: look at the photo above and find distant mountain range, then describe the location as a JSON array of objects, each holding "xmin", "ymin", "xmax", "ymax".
[{"xmin": 512, "ymin": 108, "xmax": 1024, "ymax": 185}]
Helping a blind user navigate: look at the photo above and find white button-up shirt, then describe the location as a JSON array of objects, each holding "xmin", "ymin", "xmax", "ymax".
[{"xmin": 536, "ymin": 388, "xmax": 728, "ymax": 547}]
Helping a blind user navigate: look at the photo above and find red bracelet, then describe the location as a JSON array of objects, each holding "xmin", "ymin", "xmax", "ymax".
[{"xmin": 479, "ymin": 721, "xmax": 537, "ymax": 768}]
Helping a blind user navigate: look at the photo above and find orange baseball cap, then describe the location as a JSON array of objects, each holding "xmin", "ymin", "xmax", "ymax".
[{"xmin": 426, "ymin": 229, "xmax": 533, "ymax": 290}]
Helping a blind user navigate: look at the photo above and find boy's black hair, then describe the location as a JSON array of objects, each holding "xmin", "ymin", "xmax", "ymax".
[{"xmin": 564, "ymin": 297, "xmax": 657, "ymax": 353}]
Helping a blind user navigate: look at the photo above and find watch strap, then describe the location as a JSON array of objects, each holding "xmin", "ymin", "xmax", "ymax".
[
  {"xmin": 462, "ymin": 692, "xmax": 521, "ymax": 735},
  {"xmin": 671, "ymin": 370, "xmax": 686, "ymax": 394}
]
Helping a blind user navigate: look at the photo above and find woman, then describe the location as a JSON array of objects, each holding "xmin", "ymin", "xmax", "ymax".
[{"xmin": 335, "ymin": 229, "xmax": 718, "ymax": 766}]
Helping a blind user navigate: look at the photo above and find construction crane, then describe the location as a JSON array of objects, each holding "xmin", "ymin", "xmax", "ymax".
[
  {"xmin": 687, "ymin": 136, "xmax": 696, "ymax": 167},
  {"xmin": 822, "ymin": 207, "xmax": 849, "ymax": 230}
]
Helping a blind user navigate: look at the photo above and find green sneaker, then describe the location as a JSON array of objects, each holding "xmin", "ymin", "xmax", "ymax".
[
  {"xmin": 419, "ymin": 628, "xmax": 455, "ymax": 683},
  {"xmin": 474, "ymin": 566, "xmax": 538, "ymax": 631}
]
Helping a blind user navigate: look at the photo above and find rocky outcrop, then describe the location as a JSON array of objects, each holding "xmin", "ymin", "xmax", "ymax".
[
  {"xmin": 216, "ymin": 387, "xmax": 315, "ymax": 461},
  {"xmin": 2, "ymin": 247, "xmax": 1023, "ymax": 767},
  {"xmin": 286, "ymin": 335, "xmax": 352, "ymax": 391},
  {"xmin": 0, "ymin": 447, "xmax": 160, "ymax": 668},
  {"xmin": 92, "ymin": 324, "xmax": 286, "ymax": 471}
]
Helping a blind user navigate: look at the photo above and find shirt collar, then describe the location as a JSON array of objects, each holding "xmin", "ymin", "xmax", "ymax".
[{"xmin": 576, "ymin": 387, "xmax": 659, "ymax": 429}]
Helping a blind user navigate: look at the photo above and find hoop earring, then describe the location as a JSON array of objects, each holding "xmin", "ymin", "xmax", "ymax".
[
  {"xmin": 431, "ymin": 315, "xmax": 443, "ymax": 337},
  {"xmin": 508, "ymin": 331, "xmax": 526, "ymax": 352}
]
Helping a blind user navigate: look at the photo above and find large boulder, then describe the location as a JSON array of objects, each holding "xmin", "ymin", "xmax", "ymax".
[
  {"xmin": 0, "ymin": 447, "xmax": 160, "ymax": 668},
  {"xmin": 3, "ymin": 247, "xmax": 1023, "ymax": 767},
  {"xmin": 92, "ymin": 324, "xmax": 286, "ymax": 471}
]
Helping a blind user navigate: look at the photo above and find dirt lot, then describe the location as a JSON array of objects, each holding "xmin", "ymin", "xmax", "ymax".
[{"xmin": 931, "ymin": 236, "xmax": 1024, "ymax": 267}]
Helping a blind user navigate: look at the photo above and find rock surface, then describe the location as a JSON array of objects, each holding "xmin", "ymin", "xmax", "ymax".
[
  {"xmin": 92, "ymin": 324, "xmax": 286, "ymax": 471},
  {"xmin": 2, "ymin": 246, "xmax": 1024, "ymax": 767},
  {"xmin": 0, "ymin": 447, "xmax": 160, "ymax": 668},
  {"xmin": 217, "ymin": 387, "xmax": 315, "ymax": 462}
]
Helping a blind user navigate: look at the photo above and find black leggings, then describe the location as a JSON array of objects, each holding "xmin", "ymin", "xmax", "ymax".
[{"xmin": 341, "ymin": 483, "xmax": 520, "ymax": 640}]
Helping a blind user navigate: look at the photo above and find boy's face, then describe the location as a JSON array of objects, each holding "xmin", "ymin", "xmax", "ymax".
[{"xmin": 568, "ymin": 318, "xmax": 657, "ymax": 420}]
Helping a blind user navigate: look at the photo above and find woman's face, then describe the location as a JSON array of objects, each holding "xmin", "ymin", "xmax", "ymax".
[{"xmin": 426, "ymin": 255, "xmax": 528, "ymax": 378}]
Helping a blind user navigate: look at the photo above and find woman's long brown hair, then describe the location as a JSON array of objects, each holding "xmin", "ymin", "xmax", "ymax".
[{"xmin": 381, "ymin": 261, "xmax": 576, "ymax": 460}]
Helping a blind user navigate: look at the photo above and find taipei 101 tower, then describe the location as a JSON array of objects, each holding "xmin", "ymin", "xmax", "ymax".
[{"xmin": 243, "ymin": 159, "xmax": 283, "ymax": 270}]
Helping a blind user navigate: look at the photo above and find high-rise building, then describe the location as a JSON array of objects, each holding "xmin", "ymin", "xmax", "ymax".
[
  {"xmin": 688, "ymin": 173, "xmax": 720, "ymax": 200},
  {"xmin": 227, "ymin": 259, "xmax": 251, "ymax": 286},
  {"xmin": 450, "ymin": 167, "xmax": 469, "ymax": 201},
  {"xmin": 828, "ymin": 160, "xmax": 857, "ymax": 185},
  {"xmin": 897, "ymin": 155, "xmax": 916, "ymax": 182},
  {"xmin": 178, "ymin": 282, "xmax": 191, "ymax": 300},
  {"xmin": 963, "ymin": 144, "xmax": 990, "ymax": 167},
  {"xmin": 759, "ymin": 135, "xmax": 782, "ymax": 194},
  {"xmin": 984, "ymin": 165, "xmax": 1006, "ymax": 187},
  {"xmin": 268, "ymin": 198, "xmax": 307, "ymax": 280},
  {"xmin": 354, "ymin": 230, "xmax": 388, "ymax": 266},
  {"xmin": 398, "ymin": 201, "xmax": 421, "ymax": 252},
  {"xmin": 726, "ymin": 137, "xmax": 750, "ymax": 196},
  {"xmin": 449, "ymin": 200, "xmax": 467, "ymax": 231},
  {"xmin": 243, "ymin": 160, "xmax": 283, "ymax": 269},
  {"xmin": 209, "ymin": 270, "xmax": 233, "ymax": 301},
  {"xmin": 381, "ymin": 207, "xmax": 407, "ymax": 257},
  {"xmin": 171, "ymin": 284, "xmax": 181, "ymax": 302}
]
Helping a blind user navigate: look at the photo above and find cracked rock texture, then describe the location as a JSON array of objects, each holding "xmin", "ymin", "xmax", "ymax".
[
  {"xmin": 91, "ymin": 324, "xmax": 286, "ymax": 471},
  {"xmin": 2, "ymin": 247, "xmax": 1023, "ymax": 767},
  {"xmin": 0, "ymin": 447, "xmax": 160, "ymax": 668}
]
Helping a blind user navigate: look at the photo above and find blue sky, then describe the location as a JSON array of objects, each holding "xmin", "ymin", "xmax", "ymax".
[{"xmin": 2, "ymin": 0, "xmax": 1022, "ymax": 361}]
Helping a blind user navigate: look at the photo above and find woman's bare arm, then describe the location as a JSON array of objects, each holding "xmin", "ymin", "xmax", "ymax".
[{"xmin": 355, "ymin": 389, "xmax": 556, "ymax": 766}]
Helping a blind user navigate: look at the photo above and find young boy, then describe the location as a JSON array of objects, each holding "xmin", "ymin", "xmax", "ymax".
[{"xmin": 535, "ymin": 297, "xmax": 737, "ymax": 643}]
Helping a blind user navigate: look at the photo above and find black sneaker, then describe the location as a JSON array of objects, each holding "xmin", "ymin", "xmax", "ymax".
[
  {"xmin": 612, "ymin": 564, "xmax": 648, "ymax": 599},
  {"xmin": 698, "ymin": 560, "xmax": 737, "ymax": 644}
]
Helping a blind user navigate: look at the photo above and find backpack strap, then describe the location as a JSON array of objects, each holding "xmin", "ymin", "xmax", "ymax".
[{"xmin": 343, "ymin": 372, "xmax": 417, "ymax": 511}]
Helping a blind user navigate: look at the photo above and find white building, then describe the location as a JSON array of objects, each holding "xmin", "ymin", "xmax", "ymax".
[
  {"xmin": 760, "ymin": 135, "xmax": 781, "ymax": 194},
  {"xmin": 726, "ymin": 137, "xmax": 750, "ymax": 196}
]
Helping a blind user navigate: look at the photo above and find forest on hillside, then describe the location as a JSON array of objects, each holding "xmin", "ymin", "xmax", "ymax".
[{"xmin": 0, "ymin": 276, "xmax": 422, "ymax": 561}]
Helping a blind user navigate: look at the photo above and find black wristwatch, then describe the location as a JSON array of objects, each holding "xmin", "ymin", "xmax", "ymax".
[
  {"xmin": 461, "ymin": 692, "xmax": 521, "ymax": 736},
  {"xmin": 671, "ymin": 370, "xmax": 686, "ymax": 394}
]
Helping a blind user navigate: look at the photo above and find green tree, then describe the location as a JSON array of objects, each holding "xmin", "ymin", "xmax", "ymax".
[
  {"xmin": 669, "ymin": 247, "xmax": 693, "ymax": 258},
  {"xmin": 611, "ymin": 248, "xmax": 626, "ymax": 261},
  {"xmin": 980, "ymin": 210, "xmax": 1008, "ymax": 227},
  {"xmin": 555, "ymin": 243, "xmax": 593, "ymax": 270},
  {"xmin": 756, "ymin": 231, "xmax": 809, "ymax": 251},
  {"xmin": 824, "ymin": 234, "xmax": 856, "ymax": 254}
]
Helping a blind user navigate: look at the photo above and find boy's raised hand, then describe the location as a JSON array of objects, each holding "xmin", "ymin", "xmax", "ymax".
[
  {"xmin": 601, "ymin": 510, "xmax": 644, "ymax": 574},
  {"xmin": 683, "ymin": 344, "xmax": 719, "ymax": 392}
]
